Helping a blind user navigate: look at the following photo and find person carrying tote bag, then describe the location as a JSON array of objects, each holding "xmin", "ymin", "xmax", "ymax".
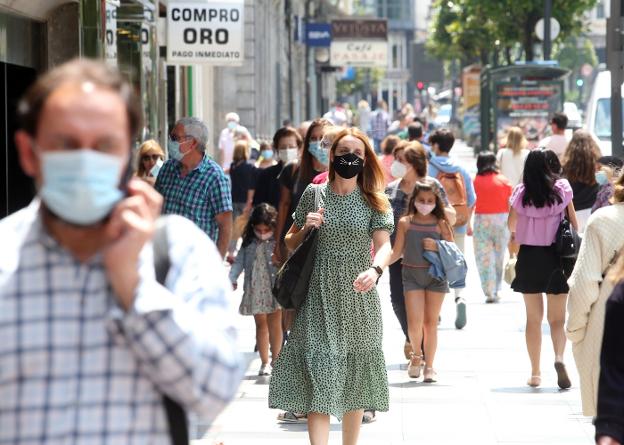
[{"xmin": 268, "ymin": 128, "xmax": 395, "ymax": 445}]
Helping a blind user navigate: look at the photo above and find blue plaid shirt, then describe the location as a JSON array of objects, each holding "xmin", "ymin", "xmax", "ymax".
[
  {"xmin": 155, "ymin": 156, "xmax": 232, "ymax": 242},
  {"xmin": 0, "ymin": 201, "xmax": 244, "ymax": 444}
]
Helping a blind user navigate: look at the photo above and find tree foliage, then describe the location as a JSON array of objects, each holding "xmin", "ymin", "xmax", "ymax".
[{"xmin": 427, "ymin": 0, "xmax": 598, "ymax": 64}]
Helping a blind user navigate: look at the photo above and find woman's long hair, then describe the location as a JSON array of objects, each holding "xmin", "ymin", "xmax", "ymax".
[
  {"xmin": 543, "ymin": 148, "xmax": 562, "ymax": 177},
  {"xmin": 521, "ymin": 149, "xmax": 563, "ymax": 208},
  {"xmin": 405, "ymin": 179, "xmax": 448, "ymax": 222},
  {"xmin": 328, "ymin": 128, "xmax": 390, "ymax": 213},
  {"xmin": 136, "ymin": 139, "xmax": 164, "ymax": 177},
  {"xmin": 505, "ymin": 127, "xmax": 527, "ymax": 154},
  {"xmin": 241, "ymin": 203, "xmax": 278, "ymax": 248},
  {"xmin": 297, "ymin": 118, "xmax": 333, "ymax": 186},
  {"xmin": 562, "ymin": 130, "xmax": 600, "ymax": 185}
]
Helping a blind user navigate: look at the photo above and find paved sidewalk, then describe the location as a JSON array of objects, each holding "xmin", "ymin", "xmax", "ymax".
[{"xmin": 193, "ymin": 142, "xmax": 595, "ymax": 444}]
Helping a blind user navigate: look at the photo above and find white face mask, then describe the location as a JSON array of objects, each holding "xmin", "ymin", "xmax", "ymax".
[
  {"xmin": 390, "ymin": 160, "xmax": 407, "ymax": 178},
  {"xmin": 254, "ymin": 230, "xmax": 274, "ymax": 241},
  {"xmin": 415, "ymin": 202, "xmax": 436, "ymax": 216},
  {"xmin": 279, "ymin": 147, "xmax": 298, "ymax": 163}
]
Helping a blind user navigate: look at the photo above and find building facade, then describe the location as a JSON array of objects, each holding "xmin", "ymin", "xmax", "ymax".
[{"xmin": 0, "ymin": 0, "xmax": 308, "ymax": 218}]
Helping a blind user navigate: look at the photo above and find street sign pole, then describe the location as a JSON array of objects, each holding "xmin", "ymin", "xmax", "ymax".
[
  {"xmin": 544, "ymin": 0, "xmax": 552, "ymax": 60},
  {"xmin": 607, "ymin": 0, "xmax": 624, "ymax": 158}
]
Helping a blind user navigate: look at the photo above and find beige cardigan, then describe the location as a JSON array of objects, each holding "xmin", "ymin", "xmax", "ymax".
[{"xmin": 566, "ymin": 203, "xmax": 624, "ymax": 417}]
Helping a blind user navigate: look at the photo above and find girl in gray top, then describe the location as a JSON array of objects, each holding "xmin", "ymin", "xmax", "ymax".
[{"xmin": 389, "ymin": 179, "xmax": 454, "ymax": 383}]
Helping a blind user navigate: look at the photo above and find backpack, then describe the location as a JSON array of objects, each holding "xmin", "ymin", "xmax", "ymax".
[
  {"xmin": 436, "ymin": 170, "xmax": 469, "ymax": 227},
  {"xmin": 153, "ymin": 218, "xmax": 189, "ymax": 445}
]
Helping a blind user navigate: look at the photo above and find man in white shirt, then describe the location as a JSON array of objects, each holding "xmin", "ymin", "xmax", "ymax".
[
  {"xmin": 218, "ymin": 112, "xmax": 250, "ymax": 171},
  {"xmin": 539, "ymin": 112, "xmax": 570, "ymax": 159},
  {"xmin": 2, "ymin": 59, "xmax": 244, "ymax": 443}
]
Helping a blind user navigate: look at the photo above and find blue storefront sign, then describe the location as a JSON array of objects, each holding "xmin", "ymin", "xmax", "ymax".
[{"xmin": 305, "ymin": 23, "xmax": 331, "ymax": 47}]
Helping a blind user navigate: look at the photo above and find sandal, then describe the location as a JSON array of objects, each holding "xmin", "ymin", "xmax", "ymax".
[
  {"xmin": 362, "ymin": 410, "xmax": 376, "ymax": 424},
  {"xmin": 403, "ymin": 341, "xmax": 413, "ymax": 360},
  {"xmin": 408, "ymin": 354, "xmax": 423, "ymax": 378},
  {"xmin": 554, "ymin": 362, "xmax": 571, "ymax": 390},
  {"xmin": 277, "ymin": 411, "xmax": 307, "ymax": 423},
  {"xmin": 527, "ymin": 375, "xmax": 541, "ymax": 387},
  {"xmin": 423, "ymin": 367, "xmax": 437, "ymax": 383}
]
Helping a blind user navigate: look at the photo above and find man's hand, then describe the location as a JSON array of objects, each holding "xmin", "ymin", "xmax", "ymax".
[{"xmin": 104, "ymin": 179, "xmax": 163, "ymax": 310}]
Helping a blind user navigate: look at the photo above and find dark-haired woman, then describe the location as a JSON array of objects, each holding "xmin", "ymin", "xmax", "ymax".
[
  {"xmin": 229, "ymin": 203, "xmax": 282, "ymax": 376},
  {"xmin": 473, "ymin": 152, "xmax": 513, "ymax": 303},
  {"xmin": 253, "ymin": 127, "xmax": 302, "ymax": 211},
  {"xmin": 562, "ymin": 130, "xmax": 600, "ymax": 233},
  {"xmin": 508, "ymin": 150, "xmax": 579, "ymax": 389},
  {"xmin": 273, "ymin": 118, "xmax": 333, "ymax": 265}
]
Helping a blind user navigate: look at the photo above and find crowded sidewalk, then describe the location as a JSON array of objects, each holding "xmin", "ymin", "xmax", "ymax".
[{"xmin": 192, "ymin": 142, "xmax": 595, "ymax": 445}]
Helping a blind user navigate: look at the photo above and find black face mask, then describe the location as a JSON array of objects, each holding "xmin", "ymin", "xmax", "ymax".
[{"xmin": 333, "ymin": 152, "xmax": 364, "ymax": 179}]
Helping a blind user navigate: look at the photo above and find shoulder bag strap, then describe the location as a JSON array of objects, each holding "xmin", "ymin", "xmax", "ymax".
[{"xmin": 153, "ymin": 219, "xmax": 189, "ymax": 445}]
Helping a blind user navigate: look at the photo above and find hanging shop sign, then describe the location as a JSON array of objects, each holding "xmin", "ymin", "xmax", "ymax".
[
  {"xmin": 329, "ymin": 18, "xmax": 387, "ymax": 68},
  {"xmin": 330, "ymin": 40, "xmax": 387, "ymax": 67},
  {"xmin": 105, "ymin": 2, "xmax": 118, "ymax": 65},
  {"xmin": 167, "ymin": 1, "xmax": 244, "ymax": 65},
  {"xmin": 305, "ymin": 22, "xmax": 332, "ymax": 47}
]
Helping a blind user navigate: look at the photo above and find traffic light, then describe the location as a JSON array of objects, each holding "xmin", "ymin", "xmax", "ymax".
[
  {"xmin": 416, "ymin": 81, "xmax": 425, "ymax": 91},
  {"xmin": 576, "ymin": 78, "xmax": 584, "ymax": 87}
]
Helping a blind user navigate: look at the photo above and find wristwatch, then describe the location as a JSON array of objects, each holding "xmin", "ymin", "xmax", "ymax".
[{"xmin": 372, "ymin": 265, "xmax": 383, "ymax": 283}]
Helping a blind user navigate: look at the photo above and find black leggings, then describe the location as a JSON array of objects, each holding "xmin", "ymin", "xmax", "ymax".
[{"xmin": 389, "ymin": 260, "xmax": 409, "ymax": 341}]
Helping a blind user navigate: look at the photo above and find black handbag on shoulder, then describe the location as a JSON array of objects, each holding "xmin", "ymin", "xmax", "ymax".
[
  {"xmin": 272, "ymin": 185, "xmax": 323, "ymax": 310},
  {"xmin": 555, "ymin": 209, "xmax": 581, "ymax": 260}
]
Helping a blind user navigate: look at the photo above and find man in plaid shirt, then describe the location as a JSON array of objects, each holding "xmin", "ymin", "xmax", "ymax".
[
  {"xmin": 371, "ymin": 99, "xmax": 390, "ymax": 154},
  {"xmin": 0, "ymin": 60, "xmax": 244, "ymax": 443},
  {"xmin": 156, "ymin": 117, "xmax": 233, "ymax": 258}
]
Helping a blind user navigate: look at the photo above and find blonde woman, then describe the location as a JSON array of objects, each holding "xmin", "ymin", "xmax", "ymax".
[
  {"xmin": 567, "ymin": 172, "xmax": 624, "ymax": 417},
  {"xmin": 135, "ymin": 139, "xmax": 165, "ymax": 186},
  {"xmin": 497, "ymin": 126, "xmax": 530, "ymax": 186},
  {"xmin": 269, "ymin": 128, "xmax": 394, "ymax": 445}
]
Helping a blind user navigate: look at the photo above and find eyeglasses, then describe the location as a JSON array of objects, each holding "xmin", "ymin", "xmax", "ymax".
[
  {"xmin": 169, "ymin": 134, "xmax": 192, "ymax": 143},
  {"xmin": 142, "ymin": 154, "xmax": 162, "ymax": 162}
]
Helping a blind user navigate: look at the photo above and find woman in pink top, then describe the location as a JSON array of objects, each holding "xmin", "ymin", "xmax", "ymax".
[{"xmin": 508, "ymin": 150, "xmax": 579, "ymax": 390}]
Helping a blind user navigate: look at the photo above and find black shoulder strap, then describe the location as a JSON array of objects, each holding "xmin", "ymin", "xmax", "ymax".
[{"xmin": 152, "ymin": 218, "xmax": 189, "ymax": 445}]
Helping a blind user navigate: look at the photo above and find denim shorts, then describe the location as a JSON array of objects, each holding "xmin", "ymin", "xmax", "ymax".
[{"xmin": 402, "ymin": 266, "xmax": 449, "ymax": 293}]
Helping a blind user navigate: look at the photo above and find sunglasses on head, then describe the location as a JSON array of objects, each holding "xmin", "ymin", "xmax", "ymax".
[{"xmin": 142, "ymin": 154, "xmax": 162, "ymax": 162}]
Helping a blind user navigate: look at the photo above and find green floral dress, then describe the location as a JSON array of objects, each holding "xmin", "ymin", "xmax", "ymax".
[{"xmin": 268, "ymin": 183, "xmax": 394, "ymax": 420}]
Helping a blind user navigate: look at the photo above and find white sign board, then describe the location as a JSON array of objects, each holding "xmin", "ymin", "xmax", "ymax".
[
  {"xmin": 105, "ymin": 3, "xmax": 117, "ymax": 65},
  {"xmin": 535, "ymin": 17, "xmax": 560, "ymax": 41},
  {"xmin": 330, "ymin": 40, "xmax": 387, "ymax": 67},
  {"xmin": 167, "ymin": 1, "xmax": 244, "ymax": 65}
]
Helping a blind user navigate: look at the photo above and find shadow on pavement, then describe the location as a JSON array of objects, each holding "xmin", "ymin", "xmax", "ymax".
[{"xmin": 491, "ymin": 386, "xmax": 564, "ymax": 394}]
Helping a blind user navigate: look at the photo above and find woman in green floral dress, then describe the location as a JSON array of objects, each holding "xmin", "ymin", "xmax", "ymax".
[{"xmin": 269, "ymin": 128, "xmax": 394, "ymax": 445}]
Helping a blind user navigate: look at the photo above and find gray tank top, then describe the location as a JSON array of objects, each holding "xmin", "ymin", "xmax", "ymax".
[{"xmin": 402, "ymin": 219, "xmax": 442, "ymax": 268}]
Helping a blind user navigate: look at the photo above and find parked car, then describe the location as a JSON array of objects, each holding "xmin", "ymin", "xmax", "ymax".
[
  {"xmin": 433, "ymin": 103, "xmax": 452, "ymax": 128},
  {"xmin": 585, "ymin": 70, "xmax": 623, "ymax": 156}
]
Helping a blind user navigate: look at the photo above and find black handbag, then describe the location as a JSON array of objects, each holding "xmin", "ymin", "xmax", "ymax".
[
  {"xmin": 555, "ymin": 209, "xmax": 581, "ymax": 260},
  {"xmin": 272, "ymin": 185, "xmax": 323, "ymax": 310}
]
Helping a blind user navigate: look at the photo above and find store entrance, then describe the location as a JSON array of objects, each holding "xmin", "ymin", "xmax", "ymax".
[{"xmin": 0, "ymin": 62, "xmax": 38, "ymax": 218}]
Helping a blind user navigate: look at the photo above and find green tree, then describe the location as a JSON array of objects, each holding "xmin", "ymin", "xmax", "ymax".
[
  {"xmin": 336, "ymin": 67, "xmax": 384, "ymax": 98},
  {"xmin": 428, "ymin": 0, "xmax": 597, "ymax": 63}
]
